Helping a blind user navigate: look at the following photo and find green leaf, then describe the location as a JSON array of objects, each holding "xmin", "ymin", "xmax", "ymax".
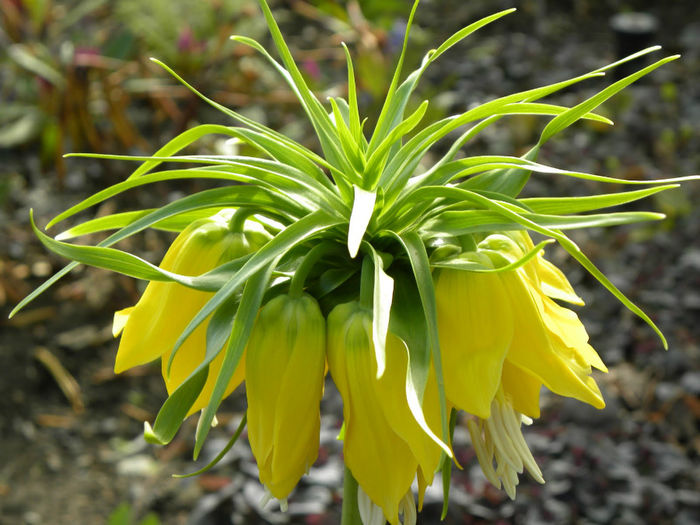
[
  {"xmin": 329, "ymin": 97, "xmax": 364, "ymax": 173},
  {"xmin": 149, "ymin": 60, "xmax": 334, "ymax": 181},
  {"xmin": 458, "ymin": 146, "xmax": 540, "ymax": 197},
  {"xmin": 429, "ymin": 9, "xmax": 516, "ymax": 66},
  {"xmin": 13, "ymin": 187, "xmax": 292, "ymax": 316},
  {"xmin": 125, "ymin": 124, "xmax": 239, "ymax": 179},
  {"xmin": 32, "ymin": 211, "xmax": 179, "ymax": 282},
  {"xmin": 382, "ymin": 98, "xmax": 612, "ymax": 206},
  {"xmin": 33, "ymin": 210, "xmax": 263, "ymax": 294},
  {"xmin": 441, "ymin": 409, "xmax": 458, "ymax": 519},
  {"xmin": 521, "ymin": 185, "xmax": 679, "ymax": 215},
  {"xmin": 369, "ymin": 7, "xmax": 515, "ymax": 159},
  {"xmin": 454, "ymin": 155, "xmax": 697, "ymax": 191},
  {"xmin": 389, "ymin": 271, "xmax": 430, "ymax": 398},
  {"xmin": 238, "ymin": 8, "xmax": 353, "ymax": 177},
  {"xmin": 55, "ymin": 208, "xmax": 226, "ymax": 240},
  {"xmin": 173, "ymin": 414, "xmax": 247, "ymax": 478},
  {"xmin": 368, "ymin": 0, "xmax": 421, "ymax": 151},
  {"xmin": 594, "ymin": 46, "xmax": 661, "ymax": 74},
  {"xmin": 312, "ymin": 267, "xmax": 358, "ymax": 299},
  {"xmin": 341, "ymin": 43, "xmax": 362, "ymax": 143},
  {"xmin": 379, "ymin": 117, "xmax": 502, "ymax": 209},
  {"xmin": 379, "ymin": 65, "xmax": 612, "ymax": 204},
  {"xmin": 347, "ymin": 185, "xmax": 376, "ymax": 258},
  {"xmin": 498, "ymin": 102, "xmax": 613, "ymax": 124},
  {"xmin": 194, "ymin": 262, "xmax": 275, "ymax": 458},
  {"xmin": 48, "ymin": 180, "xmax": 303, "ymax": 230},
  {"xmin": 144, "ymin": 368, "xmax": 208, "ymax": 445},
  {"xmin": 539, "ymin": 55, "xmax": 680, "ymax": 145},
  {"xmin": 364, "ymin": 100, "xmax": 429, "ymax": 189},
  {"xmin": 70, "ymin": 152, "xmax": 346, "ymax": 215}
]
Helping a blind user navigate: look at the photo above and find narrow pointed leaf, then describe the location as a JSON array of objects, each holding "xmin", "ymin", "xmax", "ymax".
[
  {"xmin": 347, "ymin": 185, "xmax": 376, "ymax": 258},
  {"xmin": 194, "ymin": 262, "xmax": 275, "ymax": 458}
]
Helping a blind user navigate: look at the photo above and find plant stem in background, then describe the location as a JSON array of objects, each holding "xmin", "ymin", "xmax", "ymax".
[{"xmin": 341, "ymin": 466, "xmax": 361, "ymax": 525}]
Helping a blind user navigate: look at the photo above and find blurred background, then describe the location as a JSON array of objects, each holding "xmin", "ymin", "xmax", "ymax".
[{"xmin": 0, "ymin": 0, "xmax": 698, "ymax": 523}]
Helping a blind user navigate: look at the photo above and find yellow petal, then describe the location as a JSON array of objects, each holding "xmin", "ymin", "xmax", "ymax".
[
  {"xmin": 497, "ymin": 231, "xmax": 584, "ymax": 305},
  {"xmin": 501, "ymin": 360, "xmax": 542, "ymax": 419},
  {"xmin": 114, "ymin": 218, "xmax": 235, "ymax": 373},
  {"xmin": 535, "ymin": 257, "xmax": 585, "ymax": 305},
  {"xmin": 114, "ymin": 210, "xmax": 269, "ymax": 414},
  {"xmin": 112, "ymin": 307, "xmax": 133, "ymax": 337},
  {"xmin": 500, "ymin": 270, "xmax": 605, "ymax": 409},
  {"xmin": 435, "ymin": 268, "xmax": 514, "ymax": 418},
  {"xmin": 374, "ymin": 334, "xmax": 442, "ymax": 486},
  {"xmin": 114, "ymin": 280, "xmax": 213, "ymax": 373},
  {"xmin": 539, "ymin": 295, "xmax": 608, "ymax": 372},
  {"xmin": 160, "ymin": 322, "xmax": 245, "ymax": 417}
]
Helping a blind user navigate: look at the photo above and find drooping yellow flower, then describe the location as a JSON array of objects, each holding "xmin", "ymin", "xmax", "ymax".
[
  {"xmin": 113, "ymin": 209, "xmax": 269, "ymax": 415},
  {"xmin": 436, "ymin": 233, "xmax": 606, "ymax": 420},
  {"xmin": 326, "ymin": 301, "xmax": 442, "ymax": 525},
  {"xmin": 245, "ymin": 293, "xmax": 326, "ymax": 500}
]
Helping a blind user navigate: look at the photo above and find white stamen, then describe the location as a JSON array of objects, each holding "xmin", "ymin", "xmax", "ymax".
[
  {"xmin": 470, "ymin": 396, "xmax": 546, "ymax": 498},
  {"xmin": 399, "ymin": 491, "xmax": 417, "ymax": 525},
  {"xmin": 259, "ymin": 489, "xmax": 273, "ymax": 508},
  {"xmin": 467, "ymin": 418, "xmax": 500, "ymax": 487},
  {"xmin": 358, "ymin": 485, "xmax": 386, "ymax": 525}
]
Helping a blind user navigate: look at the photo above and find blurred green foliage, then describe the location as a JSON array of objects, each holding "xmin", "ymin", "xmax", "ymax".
[
  {"xmin": 0, "ymin": 0, "xmax": 427, "ymax": 180},
  {"xmin": 108, "ymin": 502, "xmax": 160, "ymax": 525},
  {"xmin": 0, "ymin": 0, "xmax": 270, "ymax": 178}
]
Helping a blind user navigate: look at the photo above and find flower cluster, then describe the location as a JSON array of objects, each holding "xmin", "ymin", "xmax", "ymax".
[
  {"xmin": 111, "ymin": 218, "xmax": 610, "ymax": 523},
  {"xmin": 16, "ymin": 1, "xmax": 695, "ymax": 523}
]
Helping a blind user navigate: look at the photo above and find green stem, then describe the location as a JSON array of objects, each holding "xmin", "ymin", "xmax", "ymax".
[
  {"xmin": 289, "ymin": 241, "xmax": 334, "ymax": 297},
  {"xmin": 458, "ymin": 233, "xmax": 477, "ymax": 252},
  {"xmin": 228, "ymin": 207, "xmax": 256, "ymax": 232},
  {"xmin": 341, "ymin": 465, "xmax": 361, "ymax": 525}
]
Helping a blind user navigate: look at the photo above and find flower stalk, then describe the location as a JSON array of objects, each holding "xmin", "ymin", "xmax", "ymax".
[{"xmin": 341, "ymin": 466, "xmax": 361, "ymax": 525}]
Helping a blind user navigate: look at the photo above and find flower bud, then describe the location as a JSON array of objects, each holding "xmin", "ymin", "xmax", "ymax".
[{"xmin": 245, "ymin": 293, "xmax": 326, "ymax": 500}]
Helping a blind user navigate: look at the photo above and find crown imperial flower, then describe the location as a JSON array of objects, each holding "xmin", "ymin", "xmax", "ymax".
[
  {"xmin": 245, "ymin": 292, "xmax": 326, "ymax": 500},
  {"xmin": 327, "ymin": 301, "xmax": 442, "ymax": 524}
]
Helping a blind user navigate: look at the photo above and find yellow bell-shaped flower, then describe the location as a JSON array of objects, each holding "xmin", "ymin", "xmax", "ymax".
[
  {"xmin": 113, "ymin": 209, "xmax": 269, "ymax": 416},
  {"xmin": 435, "ymin": 232, "xmax": 607, "ymax": 422},
  {"xmin": 327, "ymin": 301, "xmax": 442, "ymax": 525},
  {"xmin": 245, "ymin": 293, "xmax": 326, "ymax": 500}
]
